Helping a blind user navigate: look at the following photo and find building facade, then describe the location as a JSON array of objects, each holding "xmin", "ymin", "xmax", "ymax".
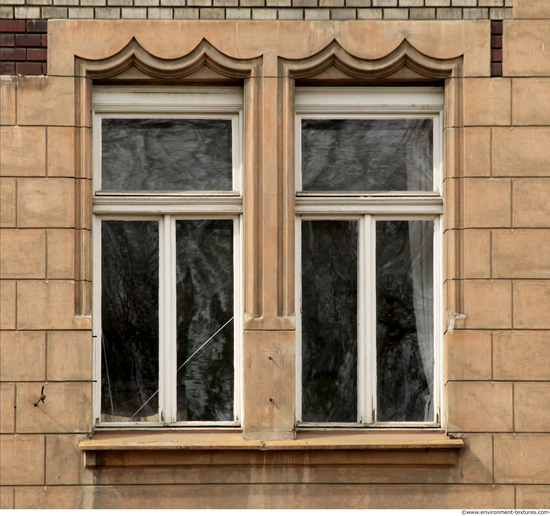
[{"xmin": 2, "ymin": 0, "xmax": 550, "ymax": 509}]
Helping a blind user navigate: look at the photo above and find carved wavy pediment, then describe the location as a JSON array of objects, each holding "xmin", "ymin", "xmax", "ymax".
[
  {"xmin": 76, "ymin": 37, "xmax": 260, "ymax": 82},
  {"xmin": 281, "ymin": 39, "xmax": 462, "ymax": 84}
]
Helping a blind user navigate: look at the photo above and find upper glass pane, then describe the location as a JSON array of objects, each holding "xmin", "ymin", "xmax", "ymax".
[
  {"xmin": 101, "ymin": 118, "xmax": 233, "ymax": 191},
  {"xmin": 301, "ymin": 118, "xmax": 433, "ymax": 192}
]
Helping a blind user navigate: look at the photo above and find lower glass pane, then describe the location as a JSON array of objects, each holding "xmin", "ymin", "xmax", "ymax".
[
  {"xmin": 176, "ymin": 220, "xmax": 234, "ymax": 422},
  {"xmin": 376, "ymin": 220, "xmax": 434, "ymax": 422},
  {"xmin": 101, "ymin": 220, "xmax": 159, "ymax": 422},
  {"xmin": 301, "ymin": 220, "xmax": 358, "ymax": 423}
]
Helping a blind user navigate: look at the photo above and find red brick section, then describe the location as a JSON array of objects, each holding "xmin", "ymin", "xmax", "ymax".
[
  {"xmin": 0, "ymin": 20, "xmax": 47, "ymax": 75},
  {"xmin": 491, "ymin": 20, "xmax": 503, "ymax": 77}
]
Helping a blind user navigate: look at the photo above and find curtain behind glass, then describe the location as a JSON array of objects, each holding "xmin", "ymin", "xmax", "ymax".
[{"xmin": 376, "ymin": 220, "xmax": 433, "ymax": 422}]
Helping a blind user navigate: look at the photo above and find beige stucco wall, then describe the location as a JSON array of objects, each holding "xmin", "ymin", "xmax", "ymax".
[{"xmin": 2, "ymin": 2, "xmax": 550, "ymax": 507}]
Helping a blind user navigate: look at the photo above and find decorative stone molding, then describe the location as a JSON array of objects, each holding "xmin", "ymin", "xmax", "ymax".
[{"xmin": 280, "ymin": 39, "xmax": 462, "ymax": 85}]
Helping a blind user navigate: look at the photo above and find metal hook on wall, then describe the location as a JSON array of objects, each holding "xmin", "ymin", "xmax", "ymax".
[{"xmin": 34, "ymin": 385, "xmax": 46, "ymax": 407}]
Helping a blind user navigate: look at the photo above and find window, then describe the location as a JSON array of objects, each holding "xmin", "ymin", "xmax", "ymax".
[
  {"xmin": 92, "ymin": 88, "xmax": 243, "ymax": 426},
  {"xmin": 91, "ymin": 85, "xmax": 443, "ymax": 430},
  {"xmin": 295, "ymin": 88, "xmax": 443, "ymax": 427}
]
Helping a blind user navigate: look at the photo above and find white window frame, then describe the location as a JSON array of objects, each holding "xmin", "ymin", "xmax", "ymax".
[
  {"xmin": 295, "ymin": 87, "xmax": 444, "ymax": 428},
  {"xmin": 92, "ymin": 87, "xmax": 244, "ymax": 427}
]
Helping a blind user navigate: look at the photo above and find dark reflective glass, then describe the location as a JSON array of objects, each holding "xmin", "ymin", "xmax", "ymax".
[
  {"xmin": 102, "ymin": 119, "xmax": 233, "ymax": 191},
  {"xmin": 376, "ymin": 220, "xmax": 434, "ymax": 422},
  {"xmin": 101, "ymin": 220, "xmax": 159, "ymax": 422},
  {"xmin": 301, "ymin": 119, "xmax": 433, "ymax": 192},
  {"xmin": 301, "ymin": 220, "xmax": 358, "ymax": 422},
  {"xmin": 176, "ymin": 220, "xmax": 234, "ymax": 421}
]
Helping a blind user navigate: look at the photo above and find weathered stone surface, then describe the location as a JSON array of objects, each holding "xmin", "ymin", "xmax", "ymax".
[
  {"xmin": 513, "ymin": 281, "xmax": 550, "ymax": 329},
  {"xmin": 47, "ymin": 230, "xmax": 75, "ymax": 279},
  {"xmin": 0, "ymin": 331, "xmax": 46, "ymax": 381},
  {"xmin": 446, "ymin": 330, "xmax": 491, "ymax": 381},
  {"xmin": 47, "ymin": 331, "xmax": 92, "ymax": 381},
  {"xmin": 447, "ymin": 381, "xmax": 513, "ymax": 432},
  {"xmin": 493, "ymin": 127, "xmax": 550, "ymax": 177},
  {"xmin": 514, "ymin": 382, "xmax": 550, "ymax": 432},
  {"xmin": 462, "ymin": 280, "xmax": 511, "ymax": 329},
  {"xmin": 463, "ymin": 178, "xmax": 511, "ymax": 228},
  {"xmin": 16, "ymin": 381, "xmax": 92, "ymax": 433},
  {"xmin": 493, "ymin": 230, "xmax": 550, "ymax": 278},
  {"xmin": 0, "ymin": 487, "xmax": 14, "ymax": 510},
  {"xmin": 0, "ymin": 79, "xmax": 16, "ymax": 126},
  {"xmin": 513, "ymin": 78, "xmax": 550, "ymax": 125},
  {"xmin": 513, "ymin": 179, "xmax": 550, "ymax": 227},
  {"xmin": 243, "ymin": 330, "xmax": 295, "ymax": 440},
  {"xmin": 14, "ymin": 484, "xmax": 514, "ymax": 509},
  {"xmin": 0, "ymin": 435, "xmax": 44, "ymax": 485},
  {"xmin": 48, "ymin": 127, "xmax": 77, "ymax": 177},
  {"xmin": 494, "ymin": 331, "xmax": 550, "ymax": 380},
  {"xmin": 46, "ymin": 434, "xmax": 93, "ymax": 485},
  {"xmin": 517, "ymin": 486, "xmax": 550, "ymax": 509},
  {"xmin": 17, "ymin": 77, "xmax": 75, "ymax": 127},
  {"xmin": 0, "ymin": 127, "xmax": 46, "ymax": 177},
  {"xmin": 463, "ymin": 78, "xmax": 511, "ymax": 126},
  {"xmin": 0, "ymin": 281, "xmax": 16, "ymax": 330},
  {"xmin": 0, "ymin": 230, "xmax": 46, "ymax": 279},
  {"xmin": 17, "ymin": 280, "xmax": 91, "ymax": 330},
  {"xmin": 513, "ymin": 0, "xmax": 550, "ymax": 18},
  {"xmin": 0, "ymin": 383, "xmax": 15, "ymax": 433},
  {"xmin": 0, "ymin": 179, "xmax": 16, "ymax": 228},
  {"xmin": 17, "ymin": 178, "xmax": 75, "ymax": 228},
  {"xmin": 463, "ymin": 230, "xmax": 490, "ymax": 278},
  {"xmin": 505, "ymin": 20, "xmax": 550, "ymax": 76},
  {"xmin": 463, "ymin": 127, "xmax": 491, "ymax": 177},
  {"xmin": 495, "ymin": 434, "xmax": 550, "ymax": 483}
]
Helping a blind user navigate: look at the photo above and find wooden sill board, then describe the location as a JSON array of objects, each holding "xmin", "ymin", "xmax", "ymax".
[{"xmin": 80, "ymin": 430, "xmax": 464, "ymax": 451}]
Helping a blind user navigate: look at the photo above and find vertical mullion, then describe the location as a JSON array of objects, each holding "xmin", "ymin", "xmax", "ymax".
[
  {"xmin": 92, "ymin": 113, "xmax": 101, "ymax": 192},
  {"xmin": 357, "ymin": 216, "xmax": 365, "ymax": 423},
  {"xmin": 159, "ymin": 214, "xmax": 176, "ymax": 423},
  {"xmin": 234, "ymin": 215, "xmax": 242, "ymax": 423},
  {"xmin": 295, "ymin": 115, "xmax": 302, "ymax": 192},
  {"xmin": 158, "ymin": 214, "xmax": 166, "ymax": 422},
  {"xmin": 433, "ymin": 216, "xmax": 443, "ymax": 425},
  {"xmin": 233, "ymin": 112, "xmax": 242, "ymax": 194},
  {"xmin": 295, "ymin": 217, "xmax": 302, "ymax": 423},
  {"xmin": 434, "ymin": 112, "xmax": 443, "ymax": 195},
  {"xmin": 92, "ymin": 216, "xmax": 102, "ymax": 425},
  {"xmin": 364, "ymin": 214, "xmax": 376, "ymax": 424},
  {"xmin": 169, "ymin": 214, "xmax": 177, "ymax": 423}
]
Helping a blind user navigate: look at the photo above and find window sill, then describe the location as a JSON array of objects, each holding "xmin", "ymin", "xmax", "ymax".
[{"xmin": 79, "ymin": 430, "xmax": 464, "ymax": 468}]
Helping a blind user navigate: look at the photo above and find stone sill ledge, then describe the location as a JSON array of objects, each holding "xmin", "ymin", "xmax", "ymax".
[{"xmin": 80, "ymin": 431, "xmax": 464, "ymax": 468}]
